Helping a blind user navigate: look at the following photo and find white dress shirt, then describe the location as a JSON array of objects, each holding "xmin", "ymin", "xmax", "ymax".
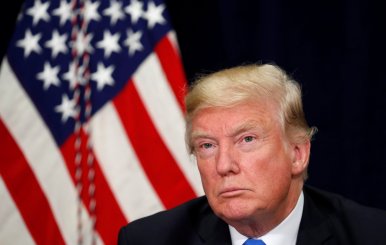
[{"xmin": 229, "ymin": 191, "xmax": 304, "ymax": 245}]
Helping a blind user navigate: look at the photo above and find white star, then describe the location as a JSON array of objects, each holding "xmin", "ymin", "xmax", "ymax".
[
  {"xmin": 103, "ymin": 0, "xmax": 125, "ymax": 25},
  {"xmin": 71, "ymin": 31, "xmax": 94, "ymax": 56},
  {"xmin": 124, "ymin": 29, "xmax": 143, "ymax": 56},
  {"xmin": 91, "ymin": 63, "xmax": 115, "ymax": 91},
  {"xmin": 36, "ymin": 62, "xmax": 61, "ymax": 90},
  {"xmin": 62, "ymin": 62, "xmax": 78, "ymax": 89},
  {"xmin": 63, "ymin": 62, "xmax": 88, "ymax": 89},
  {"xmin": 26, "ymin": 0, "xmax": 50, "ymax": 25},
  {"xmin": 55, "ymin": 94, "xmax": 78, "ymax": 123},
  {"xmin": 16, "ymin": 29, "xmax": 42, "ymax": 57},
  {"xmin": 125, "ymin": 0, "xmax": 143, "ymax": 24},
  {"xmin": 96, "ymin": 31, "xmax": 121, "ymax": 58},
  {"xmin": 143, "ymin": 1, "xmax": 166, "ymax": 29},
  {"xmin": 45, "ymin": 30, "xmax": 68, "ymax": 58},
  {"xmin": 52, "ymin": 0, "xmax": 73, "ymax": 26},
  {"xmin": 84, "ymin": 0, "xmax": 101, "ymax": 23}
]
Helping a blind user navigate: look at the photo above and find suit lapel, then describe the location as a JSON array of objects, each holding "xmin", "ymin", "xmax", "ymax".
[
  {"xmin": 296, "ymin": 187, "xmax": 335, "ymax": 245},
  {"xmin": 194, "ymin": 198, "xmax": 232, "ymax": 244},
  {"xmin": 296, "ymin": 222, "xmax": 333, "ymax": 245}
]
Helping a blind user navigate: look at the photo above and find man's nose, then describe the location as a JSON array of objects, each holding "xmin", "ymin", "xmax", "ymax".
[{"xmin": 216, "ymin": 144, "xmax": 240, "ymax": 176}]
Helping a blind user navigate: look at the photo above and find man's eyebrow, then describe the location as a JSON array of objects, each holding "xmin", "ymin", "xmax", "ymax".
[
  {"xmin": 191, "ymin": 120, "xmax": 264, "ymax": 140},
  {"xmin": 228, "ymin": 120, "xmax": 264, "ymax": 137},
  {"xmin": 191, "ymin": 131, "xmax": 213, "ymax": 141}
]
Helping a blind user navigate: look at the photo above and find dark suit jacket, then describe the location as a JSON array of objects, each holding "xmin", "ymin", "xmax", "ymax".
[{"xmin": 118, "ymin": 186, "xmax": 386, "ymax": 244}]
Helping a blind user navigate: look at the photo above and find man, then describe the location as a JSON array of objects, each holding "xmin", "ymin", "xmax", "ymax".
[{"xmin": 118, "ymin": 64, "xmax": 386, "ymax": 244}]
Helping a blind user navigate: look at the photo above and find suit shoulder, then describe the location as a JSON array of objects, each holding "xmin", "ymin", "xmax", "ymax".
[
  {"xmin": 118, "ymin": 196, "xmax": 210, "ymax": 244},
  {"xmin": 302, "ymin": 185, "xmax": 386, "ymax": 243},
  {"xmin": 304, "ymin": 185, "xmax": 386, "ymax": 220},
  {"xmin": 129, "ymin": 196, "xmax": 208, "ymax": 225}
]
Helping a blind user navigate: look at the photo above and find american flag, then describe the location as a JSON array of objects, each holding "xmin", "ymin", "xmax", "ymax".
[{"xmin": 0, "ymin": 0, "xmax": 203, "ymax": 244}]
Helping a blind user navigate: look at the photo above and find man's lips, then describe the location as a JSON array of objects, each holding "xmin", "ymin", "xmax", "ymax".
[{"xmin": 219, "ymin": 187, "xmax": 248, "ymax": 197}]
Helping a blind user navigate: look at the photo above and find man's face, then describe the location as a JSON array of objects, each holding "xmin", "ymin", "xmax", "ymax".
[{"xmin": 191, "ymin": 101, "xmax": 301, "ymax": 225}]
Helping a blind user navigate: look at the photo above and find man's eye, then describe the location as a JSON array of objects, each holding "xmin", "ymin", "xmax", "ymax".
[
  {"xmin": 201, "ymin": 143, "xmax": 213, "ymax": 149},
  {"xmin": 243, "ymin": 136, "xmax": 255, "ymax": 143}
]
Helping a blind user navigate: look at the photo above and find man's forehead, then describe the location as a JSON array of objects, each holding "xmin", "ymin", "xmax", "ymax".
[
  {"xmin": 191, "ymin": 119, "xmax": 269, "ymax": 139},
  {"xmin": 189, "ymin": 101, "xmax": 281, "ymax": 137}
]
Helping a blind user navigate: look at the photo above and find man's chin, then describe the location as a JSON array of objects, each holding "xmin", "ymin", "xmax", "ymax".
[{"xmin": 214, "ymin": 200, "xmax": 257, "ymax": 223}]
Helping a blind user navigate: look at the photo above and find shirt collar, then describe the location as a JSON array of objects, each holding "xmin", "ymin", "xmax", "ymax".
[{"xmin": 229, "ymin": 191, "xmax": 304, "ymax": 245}]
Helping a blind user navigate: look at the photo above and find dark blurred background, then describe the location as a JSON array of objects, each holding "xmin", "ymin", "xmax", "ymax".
[
  {"xmin": 165, "ymin": 0, "xmax": 386, "ymax": 210},
  {"xmin": 2, "ymin": 0, "xmax": 386, "ymax": 209}
]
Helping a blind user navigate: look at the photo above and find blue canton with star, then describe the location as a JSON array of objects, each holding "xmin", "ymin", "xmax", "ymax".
[{"xmin": 7, "ymin": 0, "xmax": 172, "ymax": 146}]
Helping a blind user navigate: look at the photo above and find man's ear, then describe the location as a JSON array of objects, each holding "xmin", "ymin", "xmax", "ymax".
[{"xmin": 291, "ymin": 140, "xmax": 311, "ymax": 176}]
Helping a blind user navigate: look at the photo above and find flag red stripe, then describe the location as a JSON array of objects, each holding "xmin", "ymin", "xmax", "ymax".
[
  {"xmin": 114, "ymin": 81, "xmax": 196, "ymax": 209},
  {"xmin": 0, "ymin": 119, "xmax": 66, "ymax": 245},
  {"xmin": 60, "ymin": 130, "xmax": 128, "ymax": 244},
  {"xmin": 155, "ymin": 36, "xmax": 189, "ymax": 111}
]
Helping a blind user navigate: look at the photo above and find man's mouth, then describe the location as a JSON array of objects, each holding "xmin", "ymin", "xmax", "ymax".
[{"xmin": 219, "ymin": 187, "xmax": 247, "ymax": 197}]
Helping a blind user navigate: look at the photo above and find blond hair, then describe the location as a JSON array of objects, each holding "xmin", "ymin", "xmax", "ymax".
[{"xmin": 185, "ymin": 63, "xmax": 317, "ymax": 153}]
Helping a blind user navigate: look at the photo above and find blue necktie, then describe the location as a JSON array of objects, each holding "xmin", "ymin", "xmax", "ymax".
[{"xmin": 243, "ymin": 238, "xmax": 266, "ymax": 245}]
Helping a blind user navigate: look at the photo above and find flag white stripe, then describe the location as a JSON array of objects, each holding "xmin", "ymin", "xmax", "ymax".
[
  {"xmin": 133, "ymin": 53, "xmax": 204, "ymax": 196},
  {"xmin": 0, "ymin": 58, "xmax": 103, "ymax": 245},
  {"xmin": 91, "ymin": 102, "xmax": 165, "ymax": 221},
  {"xmin": 0, "ymin": 177, "xmax": 36, "ymax": 245},
  {"xmin": 167, "ymin": 31, "xmax": 181, "ymax": 54}
]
